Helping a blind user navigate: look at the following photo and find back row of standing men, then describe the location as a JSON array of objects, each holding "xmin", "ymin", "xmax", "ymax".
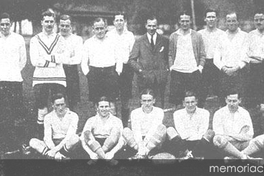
[{"xmin": 0, "ymin": 7, "xmax": 264, "ymax": 158}]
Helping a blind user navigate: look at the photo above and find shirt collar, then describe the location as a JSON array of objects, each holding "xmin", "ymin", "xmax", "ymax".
[
  {"xmin": 147, "ymin": 32, "xmax": 157, "ymax": 43},
  {"xmin": 176, "ymin": 28, "xmax": 192, "ymax": 36}
]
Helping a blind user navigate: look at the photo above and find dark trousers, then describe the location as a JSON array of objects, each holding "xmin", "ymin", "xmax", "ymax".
[
  {"xmin": 169, "ymin": 70, "xmax": 201, "ymax": 106},
  {"xmin": 245, "ymin": 63, "xmax": 264, "ymax": 108},
  {"xmin": 34, "ymin": 83, "xmax": 65, "ymax": 109},
  {"xmin": 118, "ymin": 64, "xmax": 134, "ymax": 102},
  {"xmin": 199, "ymin": 60, "xmax": 220, "ymax": 107},
  {"xmin": 0, "ymin": 81, "xmax": 26, "ymax": 151},
  {"xmin": 87, "ymin": 66, "xmax": 119, "ymax": 104},
  {"xmin": 63, "ymin": 64, "xmax": 80, "ymax": 110}
]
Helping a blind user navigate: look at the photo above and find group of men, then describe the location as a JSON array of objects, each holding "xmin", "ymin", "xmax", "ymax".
[{"xmin": 1, "ymin": 6, "xmax": 264, "ymax": 161}]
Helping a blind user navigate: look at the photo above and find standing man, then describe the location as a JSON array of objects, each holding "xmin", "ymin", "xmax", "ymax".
[
  {"xmin": 81, "ymin": 18, "xmax": 122, "ymax": 112},
  {"xmin": 0, "ymin": 12, "xmax": 27, "ymax": 152},
  {"xmin": 165, "ymin": 91, "xmax": 215, "ymax": 159},
  {"xmin": 59, "ymin": 14, "xmax": 83, "ymax": 111},
  {"xmin": 107, "ymin": 13, "xmax": 135, "ymax": 127},
  {"xmin": 129, "ymin": 15, "xmax": 169, "ymax": 108},
  {"xmin": 29, "ymin": 93, "xmax": 80, "ymax": 160},
  {"xmin": 245, "ymin": 8, "xmax": 264, "ymax": 110},
  {"xmin": 30, "ymin": 9, "xmax": 70, "ymax": 138},
  {"xmin": 198, "ymin": 9, "xmax": 225, "ymax": 108},
  {"xmin": 168, "ymin": 10, "xmax": 206, "ymax": 109},
  {"xmin": 213, "ymin": 91, "xmax": 254, "ymax": 159},
  {"xmin": 80, "ymin": 96, "xmax": 123, "ymax": 160},
  {"xmin": 213, "ymin": 12, "xmax": 249, "ymax": 106}
]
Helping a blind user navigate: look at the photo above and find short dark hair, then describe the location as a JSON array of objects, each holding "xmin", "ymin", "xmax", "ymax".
[
  {"xmin": 60, "ymin": 14, "xmax": 72, "ymax": 22},
  {"xmin": 51, "ymin": 93, "xmax": 66, "ymax": 103},
  {"xmin": 254, "ymin": 8, "xmax": 264, "ymax": 16},
  {"xmin": 113, "ymin": 12, "xmax": 127, "ymax": 21},
  {"xmin": 226, "ymin": 11, "xmax": 238, "ymax": 21},
  {"xmin": 0, "ymin": 12, "xmax": 11, "ymax": 21},
  {"xmin": 179, "ymin": 10, "xmax": 192, "ymax": 20},
  {"xmin": 93, "ymin": 17, "xmax": 107, "ymax": 26},
  {"xmin": 96, "ymin": 96, "xmax": 110, "ymax": 106},
  {"xmin": 140, "ymin": 88, "xmax": 155, "ymax": 99},
  {"xmin": 225, "ymin": 90, "xmax": 240, "ymax": 99},
  {"xmin": 184, "ymin": 91, "xmax": 197, "ymax": 99},
  {"xmin": 204, "ymin": 8, "xmax": 218, "ymax": 18},
  {"xmin": 41, "ymin": 9, "xmax": 55, "ymax": 20}
]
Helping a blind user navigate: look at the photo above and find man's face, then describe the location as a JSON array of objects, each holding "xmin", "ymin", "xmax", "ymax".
[
  {"xmin": 226, "ymin": 13, "xmax": 239, "ymax": 32},
  {"xmin": 141, "ymin": 94, "xmax": 155, "ymax": 112},
  {"xmin": 53, "ymin": 97, "xmax": 67, "ymax": 117},
  {"xmin": 179, "ymin": 14, "xmax": 191, "ymax": 31},
  {"xmin": 97, "ymin": 101, "xmax": 110, "ymax": 118},
  {"xmin": 254, "ymin": 13, "xmax": 264, "ymax": 32},
  {"xmin": 42, "ymin": 16, "xmax": 55, "ymax": 33},
  {"xmin": 205, "ymin": 12, "xmax": 217, "ymax": 29},
  {"xmin": 59, "ymin": 19, "xmax": 71, "ymax": 36},
  {"xmin": 184, "ymin": 96, "xmax": 197, "ymax": 113},
  {"xmin": 0, "ymin": 18, "xmax": 11, "ymax": 36},
  {"xmin": 93, "ymin": 20, "xmax": 106, "ymax": 39},
  {"xmin": 226, "ymin": 94, "xmax": 240, "ymax": 112},
  {"xmin": 145, "ymin": 19, "xmax": 157, "ymax": 35},
  {"xmin": 113, "ymin": 15, "xmax": 125, "ymax": 31}
]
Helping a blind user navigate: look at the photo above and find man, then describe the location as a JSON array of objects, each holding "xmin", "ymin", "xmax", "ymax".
[
  {"xmin": 30, "ymin": 9, "xmax": 70, "ymax": 138},
  {"xmin": 0, "ymin": 12, "xmax": 27, "ymax": 152},
  {"xmin": 213, "ymin": 91, "xmax": 254, "ymax": 159},
  {"xmin": 213, "ymin": 12, "xmax": 249, "ymax": 106},
  {"xmin": 59, "ymin": 14, "xmax": 83, "ymax": 111},
  {"xmin": 168, "ymin": 10, "xmax": 206, "ymax": 109},
  {"xmin": 245, "ymin": 8, "xmax": 264, "ymax": 110},
  {"xmin": 29, "ymin": 93, "xmax": 80, "ymax": 160},
  {"xmin": 198, "ymin": 9, "xmax": 225, "ymax": 108},
  {"xmin": 80, "ymin": 96, "xmax": 123, "ymax": 160},
  {"xmin": 81, "ymin": 18, "xmax": 122, "ymax": 112},
  {"xmin": 241, "ymin": 134, "xmax": 264, "ymax": 159},
  {"xmin": 107, "ymin": 13, "xmax": 135, "ymax": 127},
  {"xmin": 122, "ymin": 89, "xmax": 167, "ymax": 159},
  {"xmin": 129, "ymin": 16, "xmax": 169, "ymax": 108},
  {"xmin": 165, "ymin": 91, "xmax": 215, "ymax": 159}
]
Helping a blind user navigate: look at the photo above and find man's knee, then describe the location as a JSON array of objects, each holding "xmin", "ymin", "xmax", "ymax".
[
  {"xmin": 29, "ymin": 138, "xmax": 43, "ymax": 149},
  {"xmin": 65, "ymin": 134, "xmax": 80, "ymax": 151},
  {"xmin": 123, "ymin": 127, "xmax": 137, "ymax": 148},
  {"xmin": 252, "ymin": 134, "xmax": 264, "ymax": 149},
  {"xmin": 213, "ymin": 135, "xmax": 229, "ymax": 148}
]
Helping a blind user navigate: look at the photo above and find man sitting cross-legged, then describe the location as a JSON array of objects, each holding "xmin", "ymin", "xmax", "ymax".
[
  {"xmin": 29, "ymin": 93, "xmax": 80, "ymax": 160},
  {"xmin": 121, "ymin": 89, "xmax": 167, "ymax": 159},
  {"xmin": 165, "ymin": 91, "xmax": 215, "ymax": 159},
  {"xmin": 241, "ymin": 134, "xmax": 264, "ymax": 159},
  {"xmin": 80, "ymin": 96, "xmax": 123, "ymax": 160},
  {"xmin": 213, "ymin": 91, "xmax": 254, "ymax": 159}
]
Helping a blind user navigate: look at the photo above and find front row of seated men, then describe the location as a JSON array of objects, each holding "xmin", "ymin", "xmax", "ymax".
[{"xmin": 28, "ymin": 90, "xmax": 264, "ymax": 160}]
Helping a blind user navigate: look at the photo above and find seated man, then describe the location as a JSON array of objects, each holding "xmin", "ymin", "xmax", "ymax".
[
  {"xmin": 29, "ymin": 93, "xmax": 80, "ymax": 160},
  {"xmin": 213, "ymin": 91, "xmax": 254, "ymax": 159},
  {"xmin": 80, "ymin": 96, "xmax": 123, "ymax": 160},
  {"xmin": 241, "ymin": 134, "xmax": 264, "ymax": 159},
  {"xmin": 165, "ymin": 91, "xmax": 215, "ymax": 159},
  {"xmin": 122, "ymin": 89, "xmax": 167, "ymax": 159}
]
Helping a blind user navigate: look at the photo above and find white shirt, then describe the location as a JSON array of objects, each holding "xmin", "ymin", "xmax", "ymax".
[
  {"xmin": 44, "ymin": 109, "xmax": 79, "ymax": 149},
  {"xmin": 81, "ymin": 114, "xmax": 123, "ymax": 139},
  {"xmin": 172, "ymin": 30, "xmax": 197, "ymax": 73},
  {"xmin": 214, "ymin": 28, "xmax": 249, "ymax": 70},
  {"xmin": 60, "ymin": 33, "xmax": 83, "ymax": 65},
  {"xmin": 147, "ymin": 32, "xmax": 157, "ymax": 45},
  {"xmin": 81, "ymin": 35, "xmax": 122, "ymax": 75},
  {"xmin": 0, "ymin": 32, "xmax": 26, "ymax": 82},
  {"xmin": 247, "ymin": 29, "xmax": 264, "ymax": 64},
  {"xmin": 173, "ymin": 107, "xmax": 209, "ymax": 141},
  {"xmin": 107, "ymin": 29, "xmax": 135, "ymax": 64},
  {"xmin": 213, "ymin": 106, "xmax": 254, "ymax": 138},
  {"xmin": 130, "ymin": 106, "xmax": 164, "ymax": 145},
  {"xmin": 198, "ymin": 27, "xmax": 225, "ymax": 59}
]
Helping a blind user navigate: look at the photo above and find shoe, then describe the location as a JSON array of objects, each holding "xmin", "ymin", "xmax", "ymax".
[
  {"xmin": 54, "ymin": 152, "xmax": 70, "ymax": 161},
  {"xmin": 129, "ymin": 153, "xmax": 147, "ymax": 160},
  {"xmin": 21, "ymin": 144, "xmax": 32, "ymax": 155},
  {"xmin": 178, "ymin": 150, "xmax": 193, "ymax": 160}
]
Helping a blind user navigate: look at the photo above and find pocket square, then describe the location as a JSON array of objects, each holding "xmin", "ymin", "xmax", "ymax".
[{"xmin": 159, "ymin": 46, "xmax": 164, "ymax": 52}]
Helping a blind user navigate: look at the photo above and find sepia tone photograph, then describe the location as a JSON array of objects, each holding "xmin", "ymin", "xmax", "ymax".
[{"xmin": 0, "ymin": 0, "xmax": 264, "ymax": 175}]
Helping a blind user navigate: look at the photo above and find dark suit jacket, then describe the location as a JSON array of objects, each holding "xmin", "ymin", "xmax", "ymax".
[{"xmin": 129, "ymin": 33, "xmax": 169, "ymax": 86}]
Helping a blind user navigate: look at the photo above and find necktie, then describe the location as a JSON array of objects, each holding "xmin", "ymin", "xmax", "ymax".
[{"xmin": 151, "ymin": 35, "xmax": 154, "ymax": 50}]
